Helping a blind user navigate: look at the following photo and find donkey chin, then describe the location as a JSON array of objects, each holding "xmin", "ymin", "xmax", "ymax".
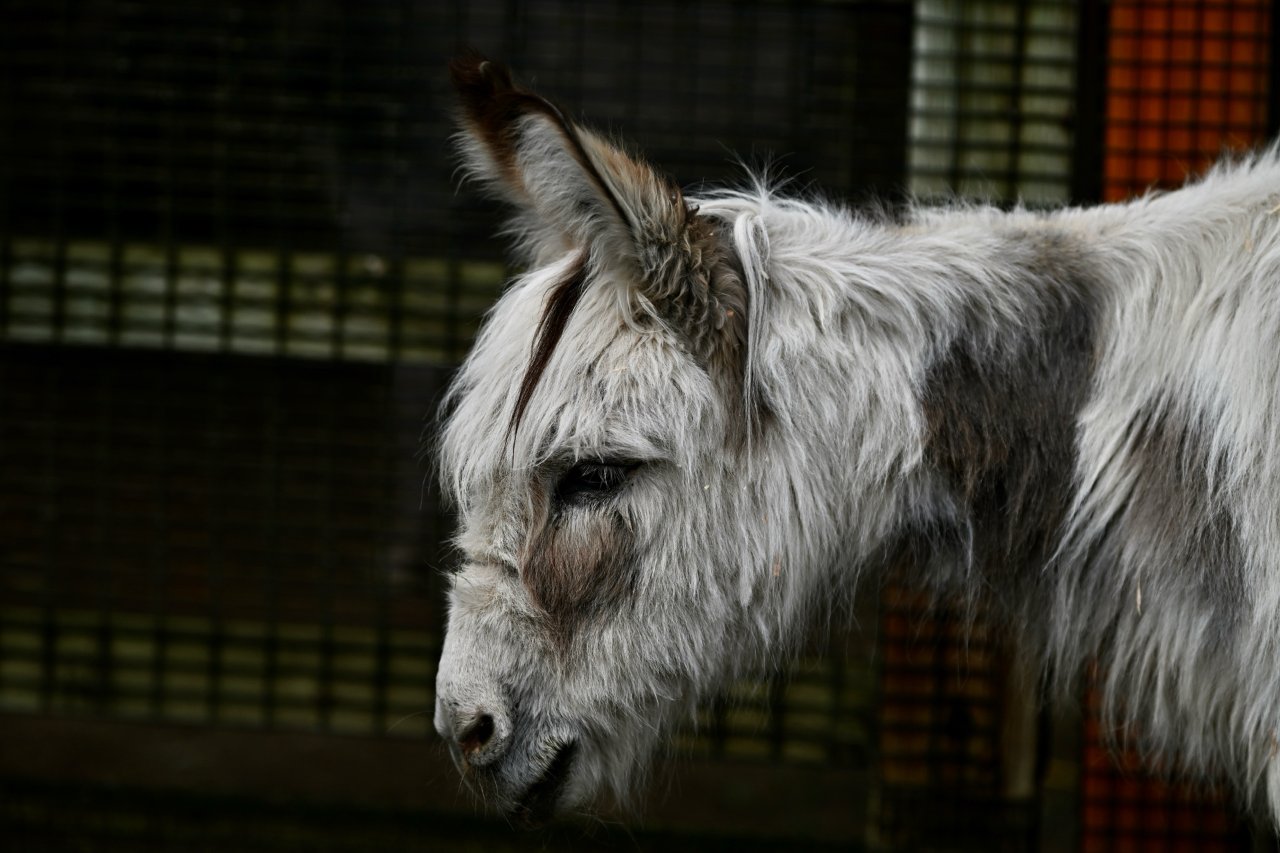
[
  {"xmin": 434, "ymin": 705, "xmax": 582, "ymax": 826},
  {"xmin": 434, "ymin": 687, "xmax": 651, "ymax": 826}
]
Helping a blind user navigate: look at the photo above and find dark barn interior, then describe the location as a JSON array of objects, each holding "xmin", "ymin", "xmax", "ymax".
[{"xmin": 1, "ymin": 1, "xmax": 1278, "ymax": 850}]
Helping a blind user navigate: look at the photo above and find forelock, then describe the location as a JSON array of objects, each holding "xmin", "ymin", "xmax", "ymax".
[{"xmin": 509, "ymin": 250, "xmax": 589, "ymax": 438}]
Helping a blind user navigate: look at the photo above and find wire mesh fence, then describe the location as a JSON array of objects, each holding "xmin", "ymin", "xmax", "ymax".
[
  {"xmin": 909, "ymin": 0, "xmax": 1079, "ymax": 203},
  {"xmin": 2, "ymin": 0, "xmax": 1278, "ymax": 850},
  {"xmin": 1103, "ymin": 0, "xmax": 1272, "ymax": 201}
]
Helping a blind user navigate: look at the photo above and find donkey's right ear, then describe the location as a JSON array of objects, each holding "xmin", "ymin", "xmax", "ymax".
[{"xmin": 450, "ymin": 53, "xmax": 633, "ymax": 265}]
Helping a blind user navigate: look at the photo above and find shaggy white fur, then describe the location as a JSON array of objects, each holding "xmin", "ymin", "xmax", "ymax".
[{"xmin": 434, "ymin": 57, "xmax": 1280, "ymax": 826}]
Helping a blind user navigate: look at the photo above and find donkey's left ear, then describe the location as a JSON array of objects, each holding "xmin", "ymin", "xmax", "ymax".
[
  {"xmin": 451, "ymin": 53, "xmax": 748, "ymax": 371},
  {"xmin": 450, "ymin": 54, "xmax": 664, "ymax": 264}
]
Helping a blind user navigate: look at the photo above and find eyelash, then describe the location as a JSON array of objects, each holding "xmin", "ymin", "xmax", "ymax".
[{"xmin": 554, "ymin": 460, "xmax": 641, "ymax": 505}]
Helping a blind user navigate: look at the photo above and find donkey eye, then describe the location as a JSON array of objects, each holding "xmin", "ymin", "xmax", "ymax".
[{"xmin": 554, "ymin": 461, "xmax": 640, "ymax": 505}]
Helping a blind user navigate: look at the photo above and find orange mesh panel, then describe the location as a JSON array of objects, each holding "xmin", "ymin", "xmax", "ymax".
[
  {"xmin": 873, "ymin": 585, "xmax": 1036, "ymax": 848},
  {"xmin": 878, "ymin": 586, "xmax": 1002, "ymax": 789},
  {"xmin": 1080, "ymin": 685, "xmax": 1249, "ymax": 853},
  {"xmin": 1104, "ymin": 0, "xmax": 1269, "ymax": 201}
]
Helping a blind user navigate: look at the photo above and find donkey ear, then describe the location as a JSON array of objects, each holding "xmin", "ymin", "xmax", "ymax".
[
  {"xmin": 451, "ymin": 55, "xmax": 750, "ymax": 397},
  {"xmin": 450, "ymin": 54, "xmax": 652, "ymax": 264}
]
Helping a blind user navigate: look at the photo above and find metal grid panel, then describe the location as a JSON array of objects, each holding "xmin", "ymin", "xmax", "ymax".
[
  {"xmin": 0, "ymin": 346, "xmax": 446, "ymax": 736},
  {"xmin": 3, "ymin": 239, "xmax": 506, "ymax": 363},
  {"xmin": 1080, "ymin": 687, "xmax": 1251, "ymax": 853},
  {"xmin": 1104, "ymin": 0, "xmax": 1271, "ymax": 201},
  {"xmin": 872, "ymin": 585, "xmax": 1035, "ymax": 850},
  {"xmin": 909, "ymin": 0, "xmax": 1079, "ymax": 204},
  {"xmin": 0, "ymin": 0, "xmax": 508, "ymax": 365}
]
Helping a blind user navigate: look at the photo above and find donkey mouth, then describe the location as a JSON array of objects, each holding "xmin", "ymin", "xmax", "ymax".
[{"xmin": 510, "ymin": 740, "xmax": 577, "ymax": 827}]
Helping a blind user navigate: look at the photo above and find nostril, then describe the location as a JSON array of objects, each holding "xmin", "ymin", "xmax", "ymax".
[{"xmin": 459, "ymin": 713, "xmax": 496, "ymax": 756}]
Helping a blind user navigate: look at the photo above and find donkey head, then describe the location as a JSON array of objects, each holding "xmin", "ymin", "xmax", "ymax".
[{"xmin": 433, "ymin": 56, "xmax": 778, "ymax": 823}]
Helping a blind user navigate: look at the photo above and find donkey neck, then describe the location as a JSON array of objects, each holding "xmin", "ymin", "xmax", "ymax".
[{"xmin": 743, "ymin": 197, "xmax": 1101, "ymax": 601}]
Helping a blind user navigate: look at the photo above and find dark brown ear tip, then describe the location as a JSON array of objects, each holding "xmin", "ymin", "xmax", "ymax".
[{"xmin": 449, "ymin": 51, "xmax": 515, "ymax": 100}]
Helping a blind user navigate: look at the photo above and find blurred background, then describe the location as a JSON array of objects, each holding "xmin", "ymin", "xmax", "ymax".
[{"xmin": 1, "ymin": 0, "xmax": 1276, "ymax": 850}]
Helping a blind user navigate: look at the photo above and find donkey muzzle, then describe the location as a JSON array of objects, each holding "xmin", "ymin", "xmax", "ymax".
[{"xmin": 435, "ymin": 695, "xmax": 513, "ymax": 769}]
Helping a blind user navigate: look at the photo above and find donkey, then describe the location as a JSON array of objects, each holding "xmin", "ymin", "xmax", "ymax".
[{"xmin": 434, "ymin": 55, "xmax": 1280, "ymax": 827}]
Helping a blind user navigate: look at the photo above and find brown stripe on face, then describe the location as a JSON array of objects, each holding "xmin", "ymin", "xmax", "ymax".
[
  {"xmin": 509, "ymin": 252, "xmax": 589, "ymax": 439},
  {"xmin": 520, "ymin": 502, "xmax": 637, "ymax": 647}
]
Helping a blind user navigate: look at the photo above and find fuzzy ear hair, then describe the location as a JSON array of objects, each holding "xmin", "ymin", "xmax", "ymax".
[
  {"xmin": 451, "ymin": 53, "xmax": 646, "ymax": 265},
  {"xmin": 451, "ymin": 54, "xmax": 752, "ymax": 417},
  {"xmin": 450, "ymin": 54, "xmax": 707, "ymax": 283}
]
